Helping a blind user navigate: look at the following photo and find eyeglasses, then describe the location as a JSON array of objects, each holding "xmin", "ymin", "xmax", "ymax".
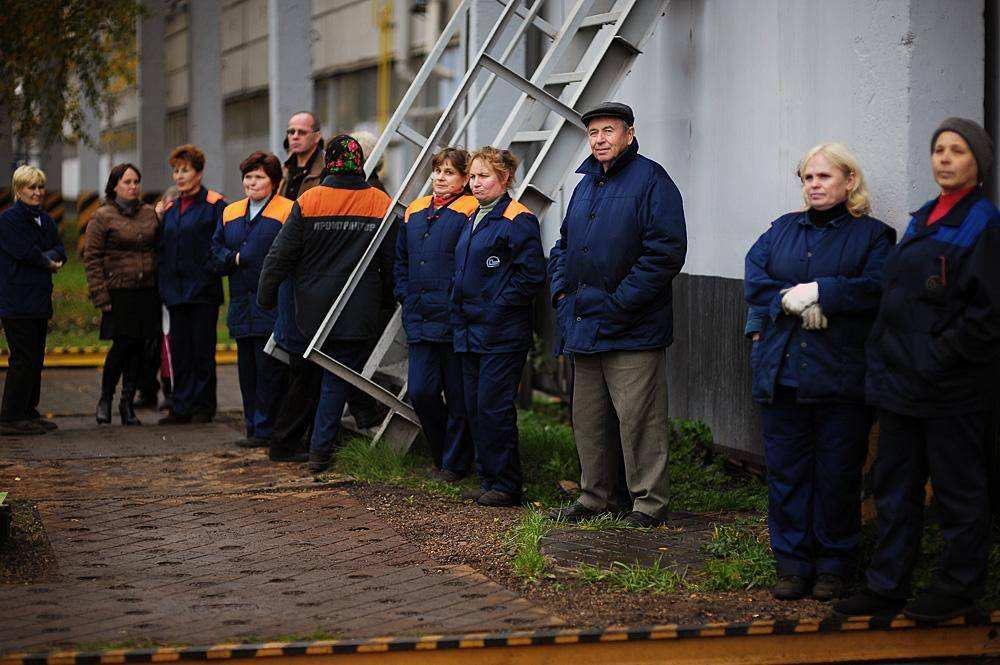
[{"xmin": 286, "ymin": 128, "xmax": 316, "ymax": 137}]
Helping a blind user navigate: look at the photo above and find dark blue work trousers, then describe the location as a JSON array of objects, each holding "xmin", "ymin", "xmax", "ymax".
[
  {"xmin": 461, "ymin": 350, "xmax": 526, "ymax": 496},
  {"xmin": 866, "ymin": 409, "xmax": 991, "ymax": 601},
  {"xmin": 310, "ymin": 341, "xmax": 370, "ymax": 458},
  {"xmin": 760, "ymin": 387, "xmax": 873, "ymax": 578},
  {"xmin": 168, "ymin": 303, "xmax": 218, "ymax": 417},
  {"xmin": 408, "ymin": 342, "xmax": 471, "ymax": 473},
  {"xmin": 235, "ymin": 336, "xmax": 288, "ymax": 439}
]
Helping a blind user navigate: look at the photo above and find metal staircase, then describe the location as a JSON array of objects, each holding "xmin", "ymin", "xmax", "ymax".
[{"xmin": 286, "ymin": 0, "xmax": 671, "ymax": 451}]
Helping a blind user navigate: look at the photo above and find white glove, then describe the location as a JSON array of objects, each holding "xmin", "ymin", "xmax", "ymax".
[
  {"xmin": 801, "ymin": 303, "xmax": 828, "ymax": 330},
  {"xmin": 781, "ymin": 282, "xmax": 819, "ymax": 315}
]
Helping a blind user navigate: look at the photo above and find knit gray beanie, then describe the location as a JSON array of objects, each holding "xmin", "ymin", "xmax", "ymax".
[{"xmin": 931, "ymin": 117, "xmax": 994, "ymax": 182}]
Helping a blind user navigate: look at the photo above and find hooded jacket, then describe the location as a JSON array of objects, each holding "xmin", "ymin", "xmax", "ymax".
[
  {"xmin": 866, "ymin": 188, "xmax": 1000, "ymax": 416},
  {"xmin": 549, "ymin": 140, "xmax": 687, "ymax": 354}
]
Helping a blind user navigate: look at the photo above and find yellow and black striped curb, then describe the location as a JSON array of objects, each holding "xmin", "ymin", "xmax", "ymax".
[
  {"xmin": 0, "ymin": 345, "xmax": 239, "ymax": 368},
  {"xmin": 2, "ymin": 612, "xmax": 998, "ymax": 665}
]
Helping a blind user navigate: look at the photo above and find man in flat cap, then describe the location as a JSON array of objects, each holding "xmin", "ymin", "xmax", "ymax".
[{"xmin": 549, "ymin": 101, "xmax": 687, "ymax": 527}]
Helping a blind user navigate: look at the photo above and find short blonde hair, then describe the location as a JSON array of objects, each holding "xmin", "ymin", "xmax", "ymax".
[
  {"xmin": 470, "ymin": 146, "xmax": 518, "ymax": 188},
  {"xmin": 797, "ymin": 142, "xmax": 871, "ymax": 217},
  {"xmin": 12, "ymin": 165, "xmax": 46, "ymax": 200}
]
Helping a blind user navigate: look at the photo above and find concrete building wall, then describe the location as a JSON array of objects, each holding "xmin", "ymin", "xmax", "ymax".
[{"xmin": 611, "ymin": 0, "xmax": 986, "ymax": 460}]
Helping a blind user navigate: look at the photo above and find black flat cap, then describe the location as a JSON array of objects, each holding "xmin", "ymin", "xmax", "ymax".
[{"xmin": 581, "ymin": 101, "xmax": 634, "ymax": 127}]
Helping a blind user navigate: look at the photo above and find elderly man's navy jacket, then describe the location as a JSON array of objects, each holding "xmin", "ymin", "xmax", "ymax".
[
  {"xmin": 0, "ymin": 200, "xmax": 67, "ymax": 318},
  {"xmin": 549, "ymin": 140, "xmax": 687, "ymax": 354},
  {"xmin": 396, "ymin": 194, "xmax": 479, "ymax": 344},
  {"xmin": 745, "ymin": 210, "xmax": 894, "ymax": 404},
  {"xmin": 867, "ymin": 188, "xmax": 1000, "ymax": 416},
  {"xmin": 158, "ymin": 187, "xmax": 227, "ymax": 307},
  {"xmin": 451, "ymin": 193, "xmax": 545, "ymax": 354},
  {"xmin": 211, "ymin": 195, "xmax": 293, "ymax": 338}
]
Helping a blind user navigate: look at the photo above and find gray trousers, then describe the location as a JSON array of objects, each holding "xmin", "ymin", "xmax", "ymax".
[{"xmin": 572, "ymin": 348, "xmax": 670, "ymax": 519}]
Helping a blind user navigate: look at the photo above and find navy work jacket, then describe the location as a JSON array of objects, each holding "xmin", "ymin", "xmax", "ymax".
[
  {"xmin": 158, "ymin": 187, "xmax": 227, "ymax": 307},
  {"xmin": 549, "ymin": 140, "xmax": 687, "ymax": 354},
  {"xmin": 451, "ymin": 193, "xmax": 545, "ymax": 354},
  {"xmin": 396, "ymin": 194, "xmax": 479, "ymax": 344},
  {"xmin": 211, "ymin": 195, "xmax": 293, "ymax": 338},
  {"xmin": 744, "ymin": 210, "xmax": 894, "ymax": 404},
  {"xmin": 258, "ymin": 174, "xmax": 393, "ymax": 343},
  {"xmin": 866, "ymin": 188, "xmax": 1000, "ymax": 416},
  {"xmin": 0, "ymin": 200, "xmax": 67, "ymax": 318}
]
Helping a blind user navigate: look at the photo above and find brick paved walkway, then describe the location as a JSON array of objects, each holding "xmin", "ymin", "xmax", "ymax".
[{"xmin": 0, "ymin": 370, "xmax": 561, "ymax": 653}]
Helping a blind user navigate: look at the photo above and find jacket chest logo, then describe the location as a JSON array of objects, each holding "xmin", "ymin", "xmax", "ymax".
[{"xmin": 486, "ymin": 256, "xmax": 501, "ymax": 269}]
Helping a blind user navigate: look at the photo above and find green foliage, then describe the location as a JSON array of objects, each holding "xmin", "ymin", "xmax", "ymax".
[
  {"xmin": 575, "ymin": 559, "xmax": 689, "ymax": 594},
  {"xmin": 517, "ymin": 410, "xmax": 580, "ymax": 506},
  {"xmin": 0, "ymin": 0, "xmax": 144, "ymax": 148},
  {"xmin": 700, "ymin": 519, "xmax": 777, "ymax": 591},
  {"xmin": 507, "ymin": 510, "xmax": 550, "ymax": 582},
  {"xmin": 329, "ymin": 436, "xmax": 464, "ymax": 500},
  {"xmin": 668, "ymin": 419, "xmax": 768, "ymax": 513}
]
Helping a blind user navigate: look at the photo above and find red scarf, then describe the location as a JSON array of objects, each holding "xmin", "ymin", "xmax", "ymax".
[
  {"xmin": 431, "ymin": 192, "xmax": 462, "ymax": 210},
  {"xmin": 927, "ymin": 186, "xmax": 975, "ymax": 226}
]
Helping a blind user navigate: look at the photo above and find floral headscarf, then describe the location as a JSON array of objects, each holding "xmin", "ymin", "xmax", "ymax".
[{"xmin": 324, "ymin": 134, "xmax": 365, "ymax": 177}]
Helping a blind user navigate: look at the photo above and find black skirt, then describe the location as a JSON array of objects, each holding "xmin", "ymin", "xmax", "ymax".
[{"xmin": 99, "ymin": 288, "xmax": 162, "ymax": 340}]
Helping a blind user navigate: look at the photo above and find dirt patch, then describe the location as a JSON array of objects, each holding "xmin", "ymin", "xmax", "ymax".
[
  {"xmin": 1, "ymin": 500, "xmax": 59, "ymax": 584},
  {"xmin": 346, "ymin": 482, "xmax": 834, "ymax": 627}
]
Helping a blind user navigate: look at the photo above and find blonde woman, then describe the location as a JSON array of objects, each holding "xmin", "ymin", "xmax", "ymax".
[
  {"xmin": 450, "ymin": 146, "xmax": 545, "ymax": 507},
  {"xmin": 0, "ymin": 165, "xmax": 66, "ymax": 435},
  {"xmin": 744, "ymin": 143, "xmax": 895, "ymax": 602}
]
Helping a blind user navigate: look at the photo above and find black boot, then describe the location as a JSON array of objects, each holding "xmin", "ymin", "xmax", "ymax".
[
  {"xmin": 119, "ymin": 389, "xmax": 142, "ymax": 426},
  {"xmin": 95, "ymin": 392, "xmax": 113, "ymax": 424}
]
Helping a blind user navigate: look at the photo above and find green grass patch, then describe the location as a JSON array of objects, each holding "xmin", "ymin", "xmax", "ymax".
[
  {"xmin": 669, "ymin": 419, "xmax": 767, "ymax": 513},
  {"xmin": 327, "ymin": 435, "xmax": 466, "ymax": 500},
  {"xmin": 700, "ymin": 518, "xmax": 776, "ymax": 591},
  {"xmin": 518, "ymin": 409, "xmax": 580, "ymax": 506},
  {"xmin": 575, "ymin": 559, "xmax": 689, "ymax": 594},
  {"xmin": 507, "ymin": 509, "xmax": 551, "ymax": 582}
]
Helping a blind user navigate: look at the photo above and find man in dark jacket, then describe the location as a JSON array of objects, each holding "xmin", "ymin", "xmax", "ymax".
[
  {"xmin": 549, "ymin": 102, "xmax": 687, "ymax": 527},
  {"xmin": 258, "ymin": 135, "xmax": 393, "ymax": 473},
  {"xmin": 277, "ymin": 112, "xmax": 324, "ymax": 201}
]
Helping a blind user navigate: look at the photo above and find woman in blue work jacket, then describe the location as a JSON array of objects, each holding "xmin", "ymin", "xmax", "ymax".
[
  {"xmin": 837, "ymin": 118, "xmax": 1000, "ymax": 623},
  {"xmin": 156, "ymin": 144, "xmax": 227, "ymax": 425},
  {"xmin": 396, "ymin": 148, "xmax": 478, "ymax": 481},
  {"xmin": 211, "ymin": 152, "xmax": 291, "ymax": 448},
  {"xmin": 451, "ymin": 147, "xmax": 546, "ymax": 507},
  {"xmin": 745, "ymin": 143, "xmax": 894, "ymax": 602}
]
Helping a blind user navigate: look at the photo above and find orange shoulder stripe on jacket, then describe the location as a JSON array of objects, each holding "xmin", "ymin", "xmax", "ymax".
[
  {"xmin": 449, "ymin": 195, "xmax": 480, "ymax": 217},
  {"xmin": 404, "ymin": 196, "xmax": 433, "ymax": 223},
  {"xmin": 262, "ymin": 195, "xmax": 295, "ymax": 223},
  {"xmin": 502, "ymin": 199, "xmax": 534, "ymax": 221},
  {"xmin": 299, "ymin": 185, "xmax": 392, "ymax": 220},
  {"xmin": 206, "ymin": 190, "xmax": 224, "ymax": 205},
  {"xmin": 222, "ymin": 199, "xmax": 249, "ymax": 224}
]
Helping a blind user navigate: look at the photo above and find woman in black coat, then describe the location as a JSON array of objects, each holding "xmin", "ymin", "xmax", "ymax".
[{"xmin": 0, "ymin": 165, "xmax": 66, "ymax": 435}]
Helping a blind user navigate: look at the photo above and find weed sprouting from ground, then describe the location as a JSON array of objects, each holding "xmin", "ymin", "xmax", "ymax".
[
  {"xmin": 517, "ymin": 410, "xmax": 580, "ymax": 506},
  {"xmin": 575, "ymin": 559, "xmax": 689, "ymax": 593},
  {"xmin": 507, "ymin": 510, "xmax": 551, "ymax": 582},
  {"xmin": 330, "ymin": 436, "xmax": 465, "ymax": 500},
  {"xmin": 669, "ymin": 420, "xmax": 767, "ymax": 513},
  {"xmin": 700, "ymin": 518, "xmax": 776, "ymax": 591}
]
